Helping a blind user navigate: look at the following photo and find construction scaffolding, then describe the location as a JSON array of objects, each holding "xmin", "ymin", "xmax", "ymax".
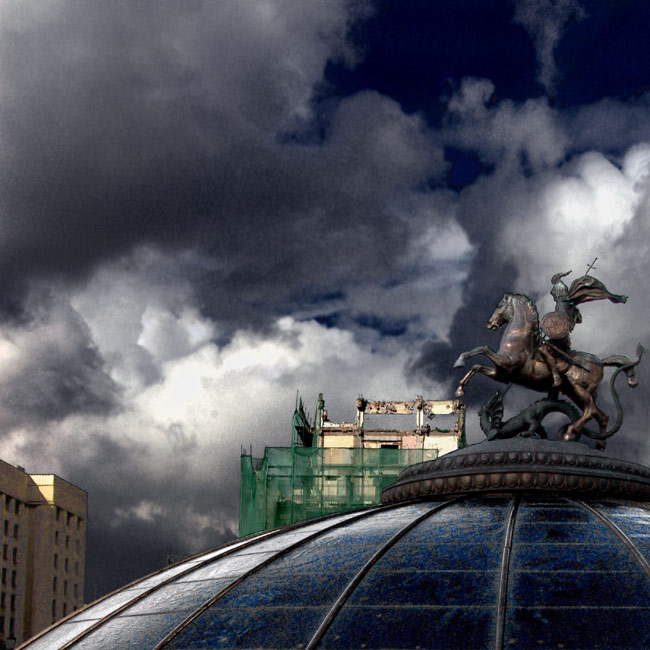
[
  {"xmin": 239, "ymin": 445, "xmax": 438, "ymax": 537},
  {"xmin": 239, "ymin": 393, "xmax": 465, "ymax": 537}
]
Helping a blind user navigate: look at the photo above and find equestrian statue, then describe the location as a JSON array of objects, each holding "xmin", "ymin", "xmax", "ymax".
[{"xmin": 454, "ymin": 264, "xmax": 643, "ymax": 446}]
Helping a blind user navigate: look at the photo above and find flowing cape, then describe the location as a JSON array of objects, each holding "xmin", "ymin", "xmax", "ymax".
[{"xmin": 568, "ymin": 275, "xmax": 627, "ymax": 305}]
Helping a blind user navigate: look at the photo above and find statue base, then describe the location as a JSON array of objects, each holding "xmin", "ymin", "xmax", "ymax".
[{"xmin": 382, "ymin": 437, "xmax": 650, "ymax": 503}]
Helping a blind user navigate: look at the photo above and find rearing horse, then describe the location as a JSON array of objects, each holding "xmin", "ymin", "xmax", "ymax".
[{"xmin": 453, "ymin": 293, "xmax": 640, "ymax": 438}]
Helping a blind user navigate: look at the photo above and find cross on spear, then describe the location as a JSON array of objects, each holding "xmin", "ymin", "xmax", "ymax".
[{"xmin": 585, "ymin": 257, "xmax": 598, "ymax": 275}]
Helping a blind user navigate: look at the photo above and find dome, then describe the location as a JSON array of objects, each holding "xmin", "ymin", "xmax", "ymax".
[{"xmin": 20, "ymin": 438, "xmax": 650, "ymax": 650}]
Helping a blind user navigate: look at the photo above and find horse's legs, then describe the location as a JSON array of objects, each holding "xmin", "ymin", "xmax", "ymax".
[
  {"xmin": 454, "ymin": 346, "xmax": 512, "ymax": 369},
  {"xmin": 564, "ymin": 383, "xmax": 608, "ymax": 438},
  {"xmin": 456, "ymin": 364, "xmax": 498, "ymax": 397}
]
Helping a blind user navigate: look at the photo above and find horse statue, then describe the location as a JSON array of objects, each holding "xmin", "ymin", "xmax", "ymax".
[{"xmin": 453, "ymin": 292, "xmax": 643, "ymax": 442}]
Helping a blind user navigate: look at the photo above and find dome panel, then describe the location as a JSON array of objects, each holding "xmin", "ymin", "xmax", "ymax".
[
  {"xmin": 19, "ymin": 490, "xmax": 650, "ymax": 649},
  {"xmin": 70, "ymin": 612, "xmax": 187, "ymax": 650},
  {"xmin": 163, "ymin": 503, "xmax": 438, "ymax": 649},
  {"xmin": 504, "ymin": 497, "xmax": 650, "ymax": 649},
  {"xmin": 590, "ymin": 502, "xmax": 650, "ymax": 558},
  {"xmin": 320, "ymin": 497, "xmax": 513, "ymax": 648}
]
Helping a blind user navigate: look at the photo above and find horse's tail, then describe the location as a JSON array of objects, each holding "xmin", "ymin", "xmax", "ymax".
[
  {"xmin": 580, "ymin": 344, "xmax": 644, "ymax": 441},
  {"xmin": 602, "ymin": 343, "xmax": 644, "ymax": 387}
]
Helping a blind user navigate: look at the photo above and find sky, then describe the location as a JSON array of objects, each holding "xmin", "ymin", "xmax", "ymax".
[{"xmin": 1, "ymin": 0, "xmax": 650, "ymax": 599}]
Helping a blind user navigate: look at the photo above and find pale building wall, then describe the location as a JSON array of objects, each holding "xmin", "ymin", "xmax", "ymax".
[{"xmin": 0, "ymin": 463, "xmax": 86, "ymax": 646}]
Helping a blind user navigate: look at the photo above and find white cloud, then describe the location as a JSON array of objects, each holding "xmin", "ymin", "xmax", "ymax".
[
  {"xmin": 446, "ymin": 78, "xmax": 568, "ymax": 169},
  {"xmin": 513, "ymin": 0, "xmax": 586, "ymax": 93}
]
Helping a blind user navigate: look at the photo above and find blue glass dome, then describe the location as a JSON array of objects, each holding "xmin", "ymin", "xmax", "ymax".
[{"xmin": 20, "ymin": 439, "xmax": 650, "ymax": 650}]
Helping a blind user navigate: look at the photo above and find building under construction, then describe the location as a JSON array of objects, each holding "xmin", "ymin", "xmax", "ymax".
[{"xmin": 239, "ymin": 393, "xmax": 465, "ymax": 536}]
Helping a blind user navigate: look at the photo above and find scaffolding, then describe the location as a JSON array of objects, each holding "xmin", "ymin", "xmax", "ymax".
[{"xmin": 239, "ymin": 445, "xmax": 438, "ymax": 537}]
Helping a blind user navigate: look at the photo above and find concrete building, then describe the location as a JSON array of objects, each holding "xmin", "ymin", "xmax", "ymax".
[
  {"xmin": 316, "ymin": 393, "xmax": 465, "ymax": 455},
  {"xmin": 0, "ymin": 460, "xmax": 86, "ymax": 647},
  {"xmin": 239, "ymin": 393, "xmax": 465, "ymax": 536}
]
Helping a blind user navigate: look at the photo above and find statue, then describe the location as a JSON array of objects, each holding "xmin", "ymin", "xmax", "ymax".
[
  {"xmin": 453, "ymin": 267, "xmax": 643, "ymax": 445},
  {"xmin": 538, "ymin": 270, "xmax": 627, "ymax": 388}
]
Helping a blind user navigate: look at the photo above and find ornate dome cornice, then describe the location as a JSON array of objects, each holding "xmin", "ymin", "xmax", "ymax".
[{"xmin": 382, "ymin": 438, "xmax": 650, "ymax": 503}]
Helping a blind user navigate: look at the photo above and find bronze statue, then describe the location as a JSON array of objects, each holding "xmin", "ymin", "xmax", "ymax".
[
  {"xmin": 454, "ymin": 271, "xmax": 642, "ymax": 443},
  {"xmin": 538, "ymin": 271, "xmax": 628, "ymax": 387}
]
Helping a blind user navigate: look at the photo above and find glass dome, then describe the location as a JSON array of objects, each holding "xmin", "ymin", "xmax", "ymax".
[{"xmin": 20, "ymin": 439, "xmax": 650, "ymax": 650}]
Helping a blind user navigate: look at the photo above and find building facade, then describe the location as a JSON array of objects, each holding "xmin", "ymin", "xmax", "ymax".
[
  {"xmin": 0, "ymin": 461, "xmax": 86, "ymax": 647},
  {"xmin": 239, "ymin": 393, "xmax": 465, "ymax": 536}
]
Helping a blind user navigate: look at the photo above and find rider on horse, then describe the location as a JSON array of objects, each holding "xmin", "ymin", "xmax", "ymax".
[{"xmin": 537, "ymin": 270, "xmax": 627, "ymax": 388}]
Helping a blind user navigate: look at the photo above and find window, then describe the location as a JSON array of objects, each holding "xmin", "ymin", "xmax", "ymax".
[
  {"xmin": 2, "ymin": 545, "xmax": 7, "ymax": 561},
  {"xmin": 73, "ymin": 584, "xmax": 78, "ymax": 599},
  {"xmin": 12, "ymin": 524, "xmax": 17, "ymax": 539},
  {"xmin": 55, "ymin": 531, "xmax": 59, "ymax": 545},
  {"xmin": 63, "ymin": 602, "xmax": 67, "ymax": 616},
  {"xmin": 52, "ymin": 577, "xmax": 57, "ymax": 593},
  {"xmin": 63, "ymin": 580, "xmax": 67, "ymax": 596},
  {"xmin": 9, "ymin": 595, "xmax": 15, "ymax": 612},
  {"xmin": 53, "ymin": 554, "xmax": 58, "ymax": 569},
  {"xmin": 51, "ymin": 600, "xmax": 56, "ymax": 621},
  {"xmin": 10, "ymin": 571, "xmax": 16, "ymax": 588},
  {"xmin": 1, "ymin": 592, "xmax": 5, "ymax": 608},
  {"xmin": 5, "ymin": 497, "xmax": 12, "ymax": 512},
  {"xmin": 67, "ymin": 513, "xmax": 74, "ymax": 526},
  {"xmin": 13, "ymin": 500, "xmax": 19, "ymax": 515},
  {"xmin": 11, "ymin": 548, "xmax": 16, "ymax": 564},
  {"xmin": 65, "ymin": 536, "xmax": 70, "ymax": 549},
  {"xmin": 1, "ymin": 569, "xmax": 5, "ymax": 586},
  {"xmin": 64, "ymin": 558, "xmax": 69, "ymax": 572},
  {"xmin": 2, "ymin": 521, "xmax": 7, "ymax": 536},
  {"xmin": 56, "ymin": 507, "xmax": 62, "ymax": 522},
  {"xmin": 75, "ymin": 562, "xmax": 79, "ymax": 576}
]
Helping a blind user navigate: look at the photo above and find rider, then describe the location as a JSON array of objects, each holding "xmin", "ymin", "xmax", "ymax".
[
  {"xmin": 538, "ymin": 272, "xmax": 579, "ymax": 388},
  {"xmin": 538, "ymin": 270, "xmax": 627, "ymax": 388}
]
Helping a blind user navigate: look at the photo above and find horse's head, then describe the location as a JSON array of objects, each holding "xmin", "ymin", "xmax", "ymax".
[{"xmin": 487, "ymin": 293, "xmax": 514, "ymax": 331}]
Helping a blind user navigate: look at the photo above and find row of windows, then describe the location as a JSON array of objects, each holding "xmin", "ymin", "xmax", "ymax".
[
  {"xmin": 51, "ymin": 599, "xmax": 78, "ymax": 624},
  {"xmin": 0, "ymin": 614, "xmax": 15, "ymax": 637},
  {"xmin": 2, "ymin": 520, "xmax": 19, "ymax": 539},
  {"xmin": 53, "ymin": 554, "xmax": 80, "ymax": 576},
  {"xmin": 0, "ymin": 591, "xmax": 16, "ymax": 611},
  {"xmin": 2, "ymin": 496, "xmax": 22, "ymax": 516},
  {"xmin": 1, "ymin": 545, "xmax": 17, "ymax": 564},
  {"xmin": 1, "ymin": 569, "xmax": 16, "ymax": 589},
  {"xmin": 55, "ymin": 507, "xmax": 83, "ymax": 531},
  {"xmin": 52, "ymin": 577, "xmax": 79, "ymax": 599},
  {"xmin": 53, "ymin": 530, "xmax": 81, "ymax": 554}
]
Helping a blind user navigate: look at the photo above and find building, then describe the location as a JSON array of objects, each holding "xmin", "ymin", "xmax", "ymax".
[
  {"xmin": 18, "ymin": 435, "xmax": 650, "ymax": 649},
  {"xmin": 0, "ymin": 460, "xmax": 86, "ymax": 647},
  {"xmin": 239, "ymin": 393, "xmax": 465, "ymax": 536}
]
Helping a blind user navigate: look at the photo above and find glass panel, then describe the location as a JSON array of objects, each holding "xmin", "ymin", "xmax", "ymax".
[
  {"xmin": 163, "ymin": 606, "xmax": 329, "ymax": 649},
  {"xmin": 324, "ymin": 497, "xmax": 512, "ymax": 649},
  {"xmin": 320, "ymin": 606, "xmax": 495, "ymax": 649},
  {"xmin": 167, "ymin": 503, "xmax": 438, "ymax": 649},
  {"xmin": 175, "ymin": 509, "xmax": 381, "ymax": 583},
  {"xmin": 592, "ymin": 502, "xmax": 650, "ymax": 558},
  {"xmin": 505, "ymin": 607, "xmax": 650, "ymax": 649},
  {"xmin": 72, "ymin": 588, "xmax": 150, "ymax": 621},
  {"xmin": 70, "ymin": 613, "xmax": 189, "ymax": 650},
  {"xmin": 124, "ymin": 578, "xmax": 235, "ymax": 615},
  {"xmin": 505, "ymin": 498, "xmax": 650, "ymax": 648},
  {"xmin": 19, "ymin": 621, "xmax": 94, "ymax": 650}
]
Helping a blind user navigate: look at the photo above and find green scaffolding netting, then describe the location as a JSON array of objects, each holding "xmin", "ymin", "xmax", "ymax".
[{"xmin": 239, "ymin": 446, "xmax": 439, "ymax": 537}]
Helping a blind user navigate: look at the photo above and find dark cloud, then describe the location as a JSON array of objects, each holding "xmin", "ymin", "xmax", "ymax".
[
  {"xmin": 2, "ymin": 0, "xmax": 650, "ymax": 606},
  {"xmin": 0, "ymin": 292, "xmax": 120, "ymax": 431}
]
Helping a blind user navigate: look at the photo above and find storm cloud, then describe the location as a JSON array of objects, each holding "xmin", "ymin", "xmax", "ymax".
[{"xmin": 1, "ymin": 0, "xmax": 650, "ymax": 599}]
